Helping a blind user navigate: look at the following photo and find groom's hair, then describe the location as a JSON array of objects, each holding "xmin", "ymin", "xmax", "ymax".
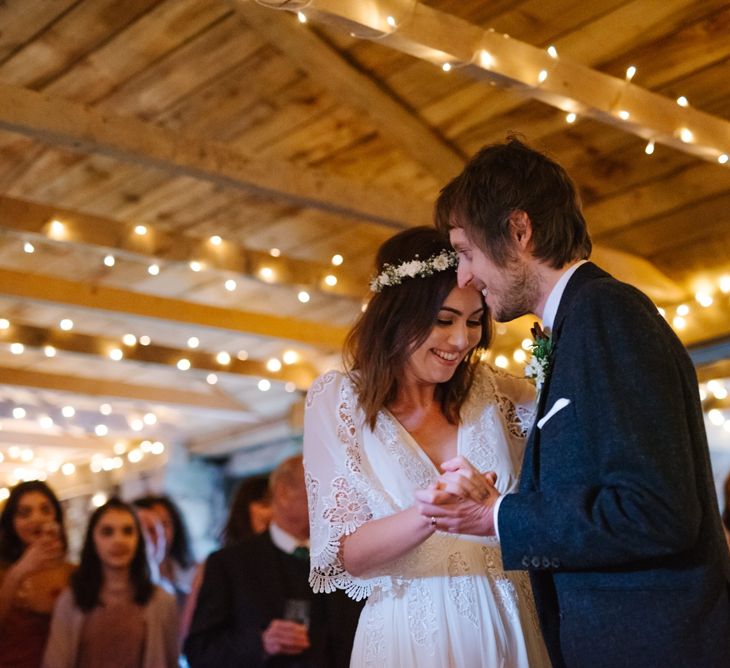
[
  {"xmin": 435, "ymin": 135, "xmax": 592, "ymax": 269},
  {"xmin": 344, "ymin": 226, "xmax": 491, "ymax": 430}
]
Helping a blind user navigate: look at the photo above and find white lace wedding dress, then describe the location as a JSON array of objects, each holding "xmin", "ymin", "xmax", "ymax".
[{"xmin": 303, "ymin": 365, "xmax": 551, "ymax": 667}]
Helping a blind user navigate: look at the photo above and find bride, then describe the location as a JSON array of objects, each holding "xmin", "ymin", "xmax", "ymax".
[{"xmin": 303, "ymin": 227, "xmax": 550, "ymax": 667}]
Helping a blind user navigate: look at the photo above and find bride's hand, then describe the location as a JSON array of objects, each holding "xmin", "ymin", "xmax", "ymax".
[{"xmin": 435, "ymin": 456, "xmax": 498, "ymax": 504}]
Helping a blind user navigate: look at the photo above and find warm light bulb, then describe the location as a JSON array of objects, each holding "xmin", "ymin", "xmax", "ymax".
[
  {"xmin": 44, "ymin": 345, "xmax": 56, "ymax": 357},
  {"xmin": 547, "ymin": 45, "xmax": 558, "ymax": 58},
  {"xmin": 259, "ymin": 267, "xmax": 274, "ymax": 281},
  {"xmin": 442, "ymin": 63, "xmax": 452, "ymax": 72},
  {"xmin": 209, "ymin": 235, "xmax": 222, "ymax": 246},
  {"xmin": 122, "ymin": 333, "xmax": 137, "ymax": 346},
  {"xmin": 237, "ymin": 350, "xmax": 249, "ymax": 361},
  {"xmin": 676, "ymin": 96, "xmax": 689, "ymax": 107},
  {"xmin": 49, "ymin": 219, "xmax": 65, "ymax": 238},
  {"xmin": 62, "ymin": 406, "xmax": 75, "ymax": 418},
  {"xmin": 39, "ymin": 416, "xmax": 54, "ymax": 429},
  {"xmin": 148, "ymin": 263, "xmax": 160, "ymax": 276},
  {"xmin": 129, "ymin": 418, "xmax": 144, "ymax": 432},
  {"xmin": 187, "ymin": 336, "xmax": 200, "ymax": 349},
  {"xmin": 386, "ymin": 15, "xmax": 396, "ymax": 27},
  {"xmin": 625, "ymin": 65, "xmax": 636, "ymax": 81},
  {"xmin": 109, "ymin": 348, "xmax": 123, "ymax": 361},
  {"xmin": 282, "ymin": 350, "xmax": 298, "ymax": 365},
  {"xmin": 537, "ymin": 69, "xmax": 548, "ymax": 83},
  {"xmin": 324, "ymin": 274, "xmax": 337, "ymax": 286},
  {"xmin": 143, "ymin": 412, "xmax": 157, "ymax": 425},
  {"xmin": 10, "ymin": 342, "xmax": 24, "ymax": 355},
  {"xmin": 139, "ymin": 335, "xmax": 151, "ymax": 346},
  {"xmin": 494, "ymin": 355, "xmax": 509, "ymax": 369},
  {"xmin": 672, "ymin": 315, "xmax": 686, "ymax": 330},
  {"xmin": 285, "ymin": 382, "xmax": 297, "ymax": 393},
  {"xmin": 719, "ymin": 154, "xmax": 729, "ymax": 165},
  {"xmin": 24, "ymin": 241, "xmax": 35, "ymax": 253},
  {"xmin": 297, "ymin": 290, "xmax": 310, "ymax": 303},
  {"xmin": 258, "ymin": 379, "xmax": 271, "ymax": 392},
  {"xmin": 645, "ymin": 140, "xmax": 655, "ymax": 155},
  {"xmin": 513, "ymin": 349, "xmax": 527, "ymax": 363},
  {"xmin": 565, "ymin": 112, "xmax": 577, "ymax": 124},
  {"xmin": 189, "ymin": 260, "xmax": 202, "ymax": 272},
  {"xmin": 695, "ymin": 291, "xmax": 713, "ymax": 308},
  {"xmin": 676, "ymin": 304, "xmax": 690, "ymax": 316},
  {"xmin": 59, "ymin": 318, "xmax": 73, "ymax": 331},
  {"xmin": 331, "ymin": 254, "xmax": 343, "ymax": 266},
  {"xmin": 297, "ymin": 11, "xmax": 306, "ymax": 23},
  {"xmin": 0, "ymin": 318, "xmax": 8, "ymax": 329},
  {"xmin": 224, "ymin": 279, "xmax": 237, "ymax": 292},
  {"xmin": 177, "ymin": 358, "xmax": 191, "ymax": 371},
  {"xmin": 480, "ymin": 50, "xmax": 494, "ymax": 68},
  {"xmin": 94, "ymin": 424, "xmax": 108, "ymax": 436},
  {"xmin": 679, "ymin": 127, "xmax": 693, "ymax": 143},
  {"xmin": 719, "ymin": 275, "xmax": 730, "ymax": 294},
  {"xmin": 269, "ymin": 248, "xmax": 281, "ymax": 257},
  {"xmin": 61, "ymin": 463, "xmax": 75, "ymax": 476},
  {"xmin": 134, "ymin": 224, "xmax": 147, "ymax": 235},
  {"xmin": 206, "ymin": 373, "xmax": 218, "ymax": 385},
  {"xmin": 708, "ymin": 409, "xmax": 724, "ymax": 426},
  {"xmin": 521, "ymin": 338, "xmax": 532, "ymax": 351},
  {"xmin": 266, "ymin": 358, "xmax": 282, "ymax": 372},
  {"xmin": 103, "ymin": 254, "xmax": 115, "ymax": 267},
  {"xmin": 216, "ymin": 351, "xmax": 231, "ymax": 365},
  {"xmin": 618, "ymin": 110, "xmax": 630, "ymax": 120}
]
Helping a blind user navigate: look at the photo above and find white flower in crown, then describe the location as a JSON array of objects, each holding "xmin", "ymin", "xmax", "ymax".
[{"xmin": 369, "ymin": 250, "xmax": 458, "ymax": 293}]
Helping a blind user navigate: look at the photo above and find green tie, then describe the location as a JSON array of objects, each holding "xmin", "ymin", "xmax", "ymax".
[{"xmin": 292, "ymin": 545, "xmax": 309, "ymax": 561}]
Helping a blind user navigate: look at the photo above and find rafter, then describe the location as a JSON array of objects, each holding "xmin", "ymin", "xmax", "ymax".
[
  {"xmin": 0, "ymin": 365, "xmax": 248, "ymax": 412},
  {"xmin": 0, "ymin": 82, "xmax": 433, "ymax": 228},
  {"xmin": 253, "ymin": 0, "xmax": 730, "ymax": 164},
  {"xmin": 0, "ymin": 429, "xmax": 149, "ymax": 452},
  {"xmin": 0, "ymin": 194, "xmax": 365, "ymax": 301},
  {"xmin": 0, "ymin": 319, "xmax": 318, "ymax": 389},
  {"xmin": 232, "ymin": 1, "xmax": 465, "ymax": 182},
  {"xmin": 0, "ymin": 268, "xmax": 349, "ymax": 348}
]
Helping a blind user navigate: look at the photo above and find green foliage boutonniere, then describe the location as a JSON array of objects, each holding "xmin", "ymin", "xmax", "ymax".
[{"xmin": 524, "ymin": 322, "xmax": 554, "ymax": 393}]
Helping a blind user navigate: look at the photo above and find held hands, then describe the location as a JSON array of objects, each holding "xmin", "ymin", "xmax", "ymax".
[
  {"xmin": 415, "ymin": 456, "xmax": 499, "ymax": 537},
  {"xmin": 262, "ymin": 619, "xmax": 310, "ymax": 656}
]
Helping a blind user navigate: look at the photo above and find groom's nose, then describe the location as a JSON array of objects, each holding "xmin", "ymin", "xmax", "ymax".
[{"xmin": 456, "ymin": 262, "xmax": 472, "ymax": 288}]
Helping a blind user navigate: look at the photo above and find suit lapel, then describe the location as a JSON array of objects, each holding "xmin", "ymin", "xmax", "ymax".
[{"xmin": 520, "ymin": 262, "xmax": 610, "ymax": 491}]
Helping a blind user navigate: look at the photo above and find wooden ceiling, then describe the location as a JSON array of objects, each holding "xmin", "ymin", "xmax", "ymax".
[{"xmin": 1, "ymin": 0, "xmax": 729, "ymax": 488}]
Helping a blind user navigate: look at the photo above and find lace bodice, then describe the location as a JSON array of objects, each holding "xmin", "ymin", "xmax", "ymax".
[{"xmin": 303, "ymin": 364, "xmax": 535, "ymax": 601}]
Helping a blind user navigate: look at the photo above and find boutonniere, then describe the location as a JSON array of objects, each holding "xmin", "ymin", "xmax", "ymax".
[{"xmin": 524, "ymin": 322, "xmax": 554, "ymax": 394}]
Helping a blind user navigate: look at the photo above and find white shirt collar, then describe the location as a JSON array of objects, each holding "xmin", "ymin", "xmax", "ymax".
[
  {"xmin": 541, "ymin": 260, "xmax": 588, "ymax": 333},
  {"xmin": 269, "ymin": 522, "xmax": 309, "ymax": 555}
]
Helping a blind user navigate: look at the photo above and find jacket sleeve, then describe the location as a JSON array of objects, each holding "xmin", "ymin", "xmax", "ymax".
[
  {"xmin": 183, "ymin": 551, "xmax": 265, "ymax": 668},
  {"xmin": 500, "ymin": 282, "xmax": 703, "ymax": 571}
]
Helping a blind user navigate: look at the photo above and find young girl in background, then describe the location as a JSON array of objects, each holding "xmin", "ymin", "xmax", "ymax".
[
  {"xmin": 0, "ymin": 481, "xmax": 73, "ymax": 668},
  {"xmin": 42, "ymin": 498, "xmax": 178, "ymax": 668}
]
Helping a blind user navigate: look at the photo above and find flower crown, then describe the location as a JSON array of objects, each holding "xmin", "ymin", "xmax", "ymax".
[{"xmin": 369, "ymin": 250, "xmax": 458, "ymax": 293}]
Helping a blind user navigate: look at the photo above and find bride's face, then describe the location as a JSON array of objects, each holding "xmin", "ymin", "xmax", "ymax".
[{"xmin": 403, "ymin": 286, "xmax": 484, "ymax": 387}]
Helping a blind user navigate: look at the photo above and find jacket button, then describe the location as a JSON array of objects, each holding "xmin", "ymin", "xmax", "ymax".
[
  {"xmin": 542, "ymin": 557, "xmax": 551, "ymax": 568},
  {"xmin": 551, "ymin": 558, "xmax": 561, "ymax": 568},
  {"xmin": 521, "ymin": 556, "xmax": 530, "ymax": 568},
  {"xmin": 532, "ymin": 556, "xmax": 541, "ymax": 568}
]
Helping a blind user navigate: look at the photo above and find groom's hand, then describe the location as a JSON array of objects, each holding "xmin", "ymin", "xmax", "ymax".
[{"xmin": 414, "ymin": 457, "xmax": 499, "ymax": 536}]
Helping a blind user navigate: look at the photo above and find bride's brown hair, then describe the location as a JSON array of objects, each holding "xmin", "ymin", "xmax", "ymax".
[{"xmin": 344, "ymin": 227, "xmax": 492, "ymax": 429}]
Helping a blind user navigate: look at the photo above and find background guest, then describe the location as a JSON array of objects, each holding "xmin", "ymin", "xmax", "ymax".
[
  {"xmin": 0, "ymin": 481, "xmax": 73, "ymax": 668},
  {"xmin": 184, "ymin": 455, "xmax": 361, "ymax": 668},
  {"xmin": 42, "ymin": 498, "xmax": 178, "ymax": 668}
]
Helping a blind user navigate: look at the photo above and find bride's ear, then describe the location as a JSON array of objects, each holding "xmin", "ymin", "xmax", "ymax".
[{"xmin": 508, "ymin": 210, "xmax": 532, "ymax": 251}]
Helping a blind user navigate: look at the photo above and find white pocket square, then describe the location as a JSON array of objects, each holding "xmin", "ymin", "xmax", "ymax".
[{"xmin": 537, "ymin": 397, "xmax": 571, "ymax": 430}]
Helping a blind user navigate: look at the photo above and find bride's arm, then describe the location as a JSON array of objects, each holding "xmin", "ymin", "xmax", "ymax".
[{"xmin": 341, "ymin": 506, "xmax": 434, "ymax": 577}]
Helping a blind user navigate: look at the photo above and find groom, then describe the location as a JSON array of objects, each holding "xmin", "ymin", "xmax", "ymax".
[{"xmin": 418, "ymin": 137, "xmax": 730, "ymax": 667}]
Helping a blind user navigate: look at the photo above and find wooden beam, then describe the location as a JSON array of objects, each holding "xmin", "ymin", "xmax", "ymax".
[
  {"xmin": 232, "ymin": 1, "xmax": 465, "ymax": 182},
  {"xmin": 0, "ymin": 365, "xmax": 248, "ymax": 412},
  {"xmin": 0, "ymin": 268, "xmax": 349, "ymax": 349},
  {"xmin": 0, "ymin": 319, "xmax": 318, "ymax": 389},
  {"xmin": 0, "ymin": 429, "xmax": 145, "ymax": 452},
  {"xmin": 0, "ymin": 82, "xmax": 433, "ymax": 228},
  {"xmin": 255, "ymin": 0, "xmax": 730, "ymax": 164},
  {"xmin": 0, "ymin": 194, "xmax": 366, "ymax": 301}
]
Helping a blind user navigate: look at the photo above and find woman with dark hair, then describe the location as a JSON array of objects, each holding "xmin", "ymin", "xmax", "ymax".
[
  {"xmin": 42, "ymin": 498, "xmax": 178, "ymax": 668},
  {"xmin": 0, "ymin": 481, "xmax": 73, "ymax": 668},
  {"xmin": 304, "ymin": 227, "xmax": 549, "ymax": 666},
  {"xmin": 220, "ymin": 475, "xmax": 272, "ymax": 546},
  {"xmin": 134, "ymin": 495, "xmax": 196, "ymax": 606}
]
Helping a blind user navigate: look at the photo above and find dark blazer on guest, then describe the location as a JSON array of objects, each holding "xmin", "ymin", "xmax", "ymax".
[
  {"xmin": 184, "ymin": 531, "xmax": 362, "ymax": 668},
  {"xmin": 499, "ymin": 262, "xmax": 730, "ymax": 668}
]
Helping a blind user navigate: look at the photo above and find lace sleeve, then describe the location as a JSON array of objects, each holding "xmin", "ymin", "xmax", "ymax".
[
  {"xmin": 303, "ymin": 371, "xmax": 376, "ymax": 602},
  {"xmin": 491, "ymin": 366, "xmax": 537, "ymax": 438}
]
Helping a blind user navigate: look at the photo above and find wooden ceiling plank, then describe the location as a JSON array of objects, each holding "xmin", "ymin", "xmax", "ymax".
[
  {"xmin": 0, "ymin": 0, "xmax": 161, "ymax": 90},
  {"xmin": 0, "ymin": 267, "xmax": 348, "ymax": 349},
  {"xmin": 0, "ymin": 82, "xmax": 433, "ymax": 228},
  {"xmin": 0, "ymin": 365, "xmax": 248, "ymax": 412},
  {"xmin": 0, "ymin": 0, "xmax": 78, "ymax": 64},
  {"xmin": 262, "ymin": 0, "xmax": 730, "ymax": 162},
  {"xmin": 233, "ymin": 1, "xmax": 465, "ymax": 181}
]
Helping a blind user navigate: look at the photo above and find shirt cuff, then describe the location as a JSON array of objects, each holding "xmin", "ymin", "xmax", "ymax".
[{"xmin": 492, "ymin": 494, "xmax": 507, "ymax": 541}]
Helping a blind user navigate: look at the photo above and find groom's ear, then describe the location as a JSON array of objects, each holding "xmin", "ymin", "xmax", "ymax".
[{"xmin": 508, "ymin": 210, "xmax": 533, "ymax": 251}]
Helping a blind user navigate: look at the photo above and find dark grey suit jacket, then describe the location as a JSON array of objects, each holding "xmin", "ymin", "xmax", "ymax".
[
  {"xmin": 499, "ymin": 263, "xmax": 730, "ymax": 668},
  {"xmin": 184, "ymin": 532, "xmax": 362, "ymax": 668}
]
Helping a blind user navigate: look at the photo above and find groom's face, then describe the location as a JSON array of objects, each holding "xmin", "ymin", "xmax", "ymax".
[{"xmin": 450, "ymin": 227, "xmax": 537, "ymax": 322}]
